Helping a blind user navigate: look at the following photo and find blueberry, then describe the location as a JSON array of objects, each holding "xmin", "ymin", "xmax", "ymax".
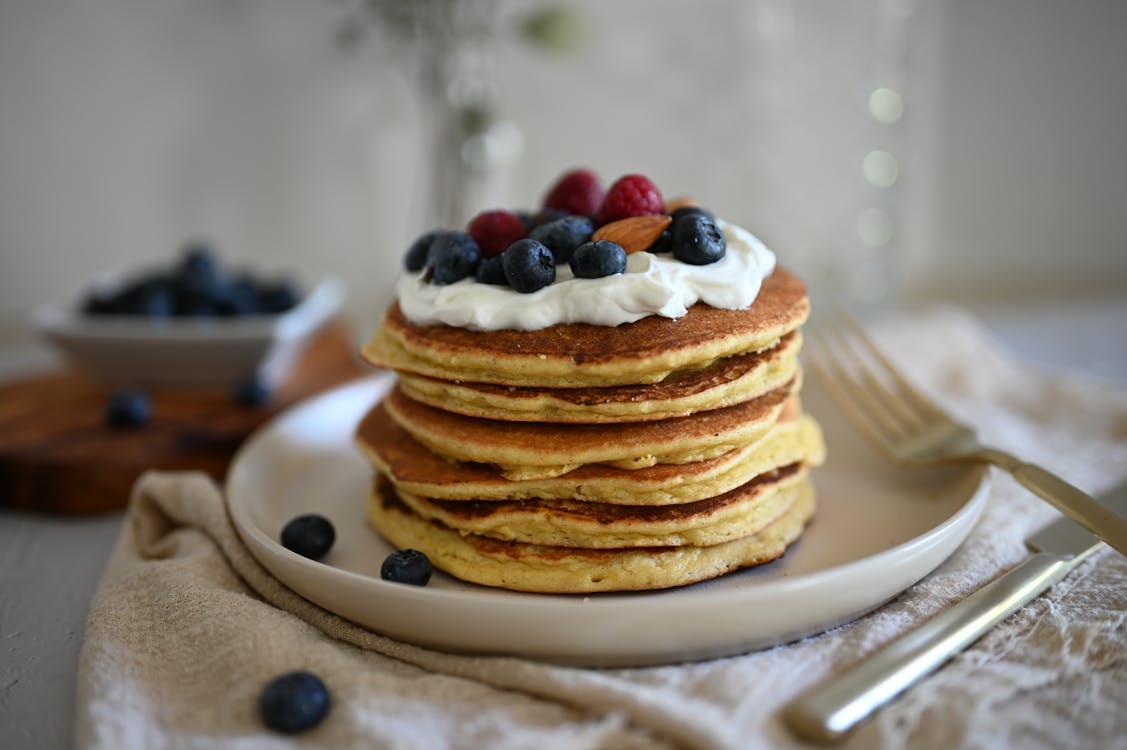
[
  {"xmin": 670, "ymin": 205, "xmax": 715, "ymax": 224},
  {"xmin": 180, "ymin": 242, "xmax": 219, "ymax": 276},
  {"xmin": 404, "ymin": 229, "xmax": 442, "ymax": 272},
  {"xmin": 174, "ymin": 290, "xmax": 219, "ymax": 318},
  {"xmin": 127, "ymin": 283, "xmax": 174, "ymax": 318},
  {"xmin": 672, "ymin": 214, "xmax": 726, "ymax": 265},
  {"xmin": 233, "ymin": 376, "xmax": 271, "ymax": 407},
  {"xmin": 524, "ymin": 207, "xmax": 569, "ymax": 229},
  {"xmin": 514, "ymin": 210, "xmax": 536, "ymax": 231},
  {"xmin": 475, "ymin": 254, "xmax": 508, "ymax": 286},
  {"xmin": 258, "ymin": 280, "xmax": 300, "ymax": 314},
  {"xmin": 259, "ymin": 671, "xmax": 330, "ymax": 734},
  {"xmin": 428, "ymin": 232, "xmax": 481, "ymax": 285},
  {"xmin": 501, "ymin": 239, "xmax": 555, "ymax": 293},
  {"xmin": 216, "ymin": 278, "xmax": 260, "ymax": 316},
  {"xmin": 280, "ymin": 514, "xmax": 335, "ymax": 560},
  {"xmin": 569, "ymin": 240, "xmax": 627, "ymax": 278},
  {"xmin": 647, "ymin": 228, "xmax": 673, "ymax": 254},
  {"xmin": 175, "ymin": 243, "xmax": 222, "ymax": 297},
  {"xmin": 529, "ymin": 216, "xmax": 594, "ymax": 263},
  {"xmin": 82, "ymin": 288, "xmax": 118, "ymax": 315},
  {"xmin": 380, "ymin": 549, "xmax": 432, "ymax": 586},
  {"xmin": 106, "ymin": 388, "xmax": 151, "ymax": 429}
]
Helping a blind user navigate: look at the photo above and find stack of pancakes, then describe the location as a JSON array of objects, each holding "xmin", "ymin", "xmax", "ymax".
[{"xmin": 356, "ymin": 267, "xmax": 825, "ymax": 593}]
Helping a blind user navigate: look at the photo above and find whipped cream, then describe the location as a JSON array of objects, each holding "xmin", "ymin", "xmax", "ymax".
[{"xmin": 396, "ymin": 220, "xmax": 777, "ymax": 331}]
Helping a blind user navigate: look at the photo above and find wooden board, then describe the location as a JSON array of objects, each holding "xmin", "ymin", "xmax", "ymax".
[{"xmin": 0, "ymin": 323, "xmax": 370, "ymax": 514}]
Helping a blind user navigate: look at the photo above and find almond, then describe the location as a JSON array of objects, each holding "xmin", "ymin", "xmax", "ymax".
[{"xmin": 592, "ymin": 215, "xmax": 672, "ymax": 254}]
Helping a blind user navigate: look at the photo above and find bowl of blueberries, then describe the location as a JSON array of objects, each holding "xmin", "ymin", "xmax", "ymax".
[{"xmin": 33, "ymin": 241, "xmax": 344, "ymax": 390}]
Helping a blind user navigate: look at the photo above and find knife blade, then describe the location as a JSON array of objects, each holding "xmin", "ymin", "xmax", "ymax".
[{"xmin": 781, "ymin": 479, "xmax": 1127, "ymax": 745}]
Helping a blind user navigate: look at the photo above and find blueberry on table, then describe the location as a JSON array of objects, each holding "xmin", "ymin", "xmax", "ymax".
[
  {"xmin": 428, "ymin": 231, "xmax": 481, "ymax": 285},
  {"xmin": 569, "ymin": 240, "xmax": 627, "ymax": 278},
  {"xmin": 280, "ymin": 514, "xmax": 335, "ymax": 560},
  {"xmin": 529, "ymin": 216, "xmax": 594, "ymax": 263},
  {"xmin": 233, "ymin": 376, "xmax": 271, "ymax": 407},
  {"xmin": 381, "ymin": 549, "xmax": 432, "ymax": 586},
  {"xmin": 106, "ymin": 389, "xmax": 151, "ymax": 429},
  {"xmin": 672, "ymin": 214, "xmax": 726, "ymax": 265},
  {"xmin": 501, "ymin": 239, "xmax": 555, "ymax": 293},
  {"xmin": 259, "ymin": 671, "xmax": 330, "ymax": 734}
]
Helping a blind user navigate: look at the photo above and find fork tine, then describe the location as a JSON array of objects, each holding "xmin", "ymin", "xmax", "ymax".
[
  {"xmin": 839, "ymin": 312, "xmax": 946, "ymax": 422},
  {"xmin": 807, "ymin": 326, "xmax": 909, "ymax": 452},
  {"xmin": 812, "ymin": 324, "xmax": 913, "ymax": 439},
  {"xmin": 824, "ymin": 320, "xmax": 929, "ymax": 432}
]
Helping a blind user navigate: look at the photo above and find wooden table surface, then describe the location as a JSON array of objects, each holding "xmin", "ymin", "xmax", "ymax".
[{"xmin": 0, "ymin": 323, "xmax": 367, "ymax": 513}]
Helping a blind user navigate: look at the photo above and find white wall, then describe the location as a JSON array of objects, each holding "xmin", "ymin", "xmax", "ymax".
[
  {"xmin": 913, "ymin": 0, "xmax": 1127, "ymax": 299},
  {"xmin": 1, "ymin": 0, "xmax": 1124, "ymax": 353}
]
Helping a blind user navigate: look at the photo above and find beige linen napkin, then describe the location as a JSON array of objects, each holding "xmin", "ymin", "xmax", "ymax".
[{"xmin": 76, "ymin": 308, "xmax": 1127, "ymax": 750}]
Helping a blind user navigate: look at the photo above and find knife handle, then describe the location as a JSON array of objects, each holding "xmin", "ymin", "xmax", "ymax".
[{"xmin": 781, "ymin": 553, "xmax": 1075, "ymax": 744}]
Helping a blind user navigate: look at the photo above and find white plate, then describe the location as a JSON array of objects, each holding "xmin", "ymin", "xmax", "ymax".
[{"xmin": 227, "ymin": 373, "xmax": 988, "ymax": 667}]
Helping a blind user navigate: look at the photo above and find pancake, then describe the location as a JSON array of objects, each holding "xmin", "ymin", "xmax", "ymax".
[
  {"xmin": 392, "ymin": 463, "xmax": 808, "ymax": 548},
  {"xmin": 362, "ymin": 267, "xmax": 809, "ymax": 388},
  {"xmin": 356, "ymin": 398, "xmax": 826, "ymax": 505},
  {"xmin": 367, "ymin": 474, "xmax": 816, "ymax": 593},
  {"xmin": 382, "ymin": 375, "xmax": 799, "ymax": 480},
  {"xmin": 397, "ymin": 331, "xmax": 802, "ymax": 424}
]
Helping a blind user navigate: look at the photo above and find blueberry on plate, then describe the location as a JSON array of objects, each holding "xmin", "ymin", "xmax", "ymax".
[
  {"xmin": 672, "ymin": 214, "xmax": 726, "ymax": 265},
  {"xmin": 404, "ymin": 229, "xmax": 443, "ymax": 272},
  {"xmin": 106, "ymin": 388, "xmax": 151, "ymax": 429},
  {"xmin": 646, "ymin": 228, "xmax": 673, "ymax": 254},
  {"xmin": 475, "ymin": 254, "xmax": 508, "ymax": 286},
  {"xmin": 501, "ymin": 239, "xmax": 555, "ymax": 293},
  {"xmin": 529, "ymin": 216, "xmax": 594, "ymax": 263},
  {"xmin": 380, "ymin": 549, "xmax": 432, "ymax": 586},
  {"xmin": 428, "ymin": 231, "xmax": 481, "ymax": 285},
  {"xmin": 259, "ymin": 671, "xmax": 331, "ymax": 734},
  {"xmin": 670, "ymin": 205, "xmax": 715, "ymax": 224},
  {"xmin": 280, "ymin": 514, "xmax": 335, "ymax": 560},
  {"xmin": 526, "ymin": 207, "xmax": 570, "ymax": 229},
  {"xmin": 569, "ymin": 240, "xmax": 627, "ymax": 278}
]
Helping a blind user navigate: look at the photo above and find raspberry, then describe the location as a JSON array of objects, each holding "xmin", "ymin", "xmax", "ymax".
[
  {"xmin": 467, "ymin": 210, "xmax": 527, "ymax": 257},
  {"xmin": 595, "ymin": 174, "xmax": 664, "ymax": 225},
  {"xmin": 543, "ymin": 169, "xmax": 604, "ymax": 216}
]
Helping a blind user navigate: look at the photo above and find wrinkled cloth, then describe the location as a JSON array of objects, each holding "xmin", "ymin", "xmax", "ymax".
[{"xmin": 76, "ymin": 308, "xmax": 1127, "ymax": 749}]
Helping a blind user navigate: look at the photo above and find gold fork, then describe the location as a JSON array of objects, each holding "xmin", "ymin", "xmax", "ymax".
[{"xmin": 807, "ymin": 314, "xmax": 1127, "ymax": 558}]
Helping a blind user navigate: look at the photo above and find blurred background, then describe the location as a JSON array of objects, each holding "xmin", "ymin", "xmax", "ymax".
[{"xmin": 1, "ymin": 0, "xmax": 1125, "ymax": 358}]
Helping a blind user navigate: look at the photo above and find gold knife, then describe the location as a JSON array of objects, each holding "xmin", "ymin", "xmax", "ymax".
[{"xmin": 782, "ymin": 479, "xmax": 1127, "ymax": 744}]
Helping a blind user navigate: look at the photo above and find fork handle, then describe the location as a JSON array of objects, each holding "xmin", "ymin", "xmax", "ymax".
[{"xmin": 1003, "ymin": 459, "xmax": 1127, "ymax": 558}]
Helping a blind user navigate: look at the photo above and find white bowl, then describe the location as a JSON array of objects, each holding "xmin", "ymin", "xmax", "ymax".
[{"xmin": 33, "ymin": 277, "xmax": 345, "ymax": 389}]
